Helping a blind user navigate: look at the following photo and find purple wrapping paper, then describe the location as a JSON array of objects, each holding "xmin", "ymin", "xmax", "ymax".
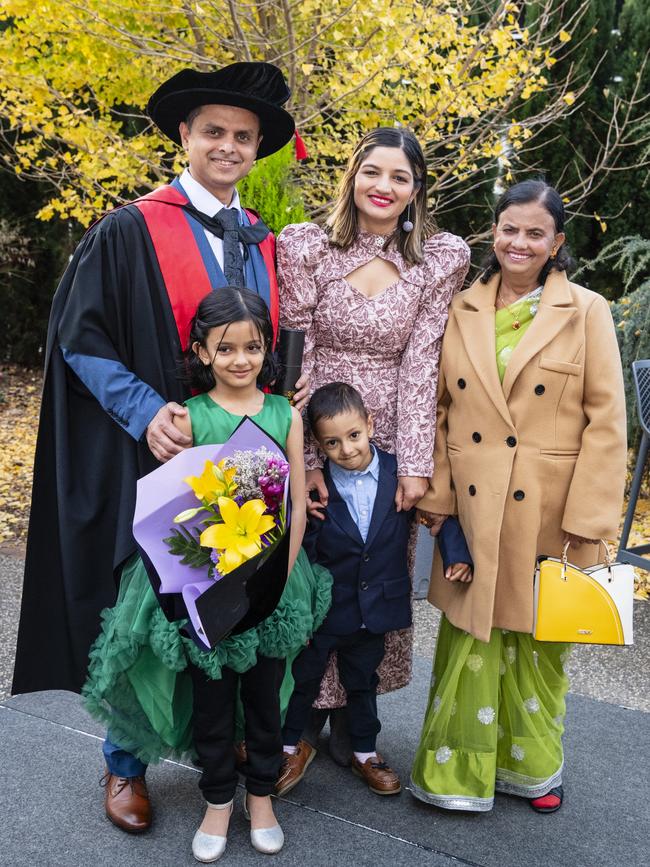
[{"xmin": 133, "ymin": 418, "xmax": 289, "ymax": 647}]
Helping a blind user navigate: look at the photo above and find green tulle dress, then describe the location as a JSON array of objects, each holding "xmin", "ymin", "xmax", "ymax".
[{"xmin": 82, "ymin": 392, "xmax": 332, "ymax": 765}]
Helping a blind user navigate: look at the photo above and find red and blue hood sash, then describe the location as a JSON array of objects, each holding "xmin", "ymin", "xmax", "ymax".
[{"xmin": 133, "ymin": 183, "xmax": 279, "ymax": 350}]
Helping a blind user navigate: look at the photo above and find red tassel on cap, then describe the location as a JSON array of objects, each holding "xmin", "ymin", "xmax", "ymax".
[{"xmin": 294, "ymin": 130, "xmax": 308, "ymax": 161}]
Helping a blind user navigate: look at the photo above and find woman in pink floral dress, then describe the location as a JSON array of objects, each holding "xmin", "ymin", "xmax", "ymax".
[{"xmin": 277, "ymin": 127, "xmax": 470, "ymax": 733}]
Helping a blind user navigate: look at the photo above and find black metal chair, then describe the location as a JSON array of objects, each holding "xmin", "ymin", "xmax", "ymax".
[{"xmin": 617, "ymin": 359, "xmax": 650, "ymax": 571}]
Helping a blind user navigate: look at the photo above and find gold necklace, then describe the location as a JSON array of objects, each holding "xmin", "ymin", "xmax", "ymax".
[{"xmin": 497, "ymin": 291, "xmax": 523, "ymax": 330}]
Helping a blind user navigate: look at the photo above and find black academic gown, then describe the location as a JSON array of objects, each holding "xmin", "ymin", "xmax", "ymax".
[{"xmin": 12, "ymin": 206, "xmax": 189, "ymax": 695}]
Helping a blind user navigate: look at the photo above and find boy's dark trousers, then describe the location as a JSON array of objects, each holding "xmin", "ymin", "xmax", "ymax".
[
  {"xmin": 282, "ymin": 630, "xmax": 386, "ymax": 752},
  {"xmin": 189, "ymin": 655, "xmax": 285, "ymax": 804}
]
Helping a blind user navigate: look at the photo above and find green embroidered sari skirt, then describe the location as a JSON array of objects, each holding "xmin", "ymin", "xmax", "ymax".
[{"xmin": 411, "ymin": 616, "xmax": 570, "ymax": 811}]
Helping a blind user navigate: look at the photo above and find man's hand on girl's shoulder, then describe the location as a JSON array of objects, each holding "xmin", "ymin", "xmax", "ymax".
[{"xmin": 146, "ymin": 402, "xmax": 191, "ymax": 463}]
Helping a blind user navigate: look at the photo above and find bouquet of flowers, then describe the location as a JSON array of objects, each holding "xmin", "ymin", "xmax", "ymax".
[
  {"xmin": 166, "ymin": 447, "xmax": 290, "ymax": 580},
  {"xmin": 133, "ymin": 418, "xmax": 291, "ymax": 650}
]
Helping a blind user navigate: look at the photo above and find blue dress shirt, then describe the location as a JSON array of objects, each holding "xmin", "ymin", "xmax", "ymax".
[{"xmin": 329, "ymin": 447, "xmax": 380, "ymax": 542}]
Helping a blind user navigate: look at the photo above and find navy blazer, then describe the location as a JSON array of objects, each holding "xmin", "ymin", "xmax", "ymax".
[
  {"xmin": 303, "ymin": 449, "xmax": 412, "ymax": 636},
  {"xmin": 437, "ymin": 516, "xmax": 473, "ymax": 572}
]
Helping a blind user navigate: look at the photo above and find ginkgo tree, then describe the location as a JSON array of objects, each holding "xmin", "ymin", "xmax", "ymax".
[{"xmin": 0, "ymin": 0, "xmax": 643, "ymax": 231}]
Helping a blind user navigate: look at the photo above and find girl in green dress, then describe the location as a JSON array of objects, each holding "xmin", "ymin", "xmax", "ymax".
[{"xmin": 83, "ymin": 287, "xmax": 331, "ymax": 861}]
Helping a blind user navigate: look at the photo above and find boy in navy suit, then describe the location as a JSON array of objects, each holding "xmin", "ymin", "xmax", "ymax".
[{"xmin": 277, "ymin": 383, "xmax": 472, "ymax": 797}]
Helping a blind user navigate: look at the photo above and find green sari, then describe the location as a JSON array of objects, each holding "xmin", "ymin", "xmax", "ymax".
[
  {"xmin": 410, "ymin": 285, "xmax": 570, "ymax": 811},
  {"xmin": 495, "ymin": 286, "xmax": 542, "ymax": 382}
]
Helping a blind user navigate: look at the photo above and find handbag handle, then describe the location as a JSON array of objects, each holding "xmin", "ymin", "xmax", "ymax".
[{"xmin": 560, "ymin": 538, "xmax": 613, "ymax": 581}]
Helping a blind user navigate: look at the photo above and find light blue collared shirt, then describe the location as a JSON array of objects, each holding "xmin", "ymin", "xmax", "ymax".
[
  {"xmin": 179, "ymin": 168, "xmax": 243, "ymax": 271},
  {"xmin": 329, "ymin": 447, "xmax": 380, "ymax": 542}
]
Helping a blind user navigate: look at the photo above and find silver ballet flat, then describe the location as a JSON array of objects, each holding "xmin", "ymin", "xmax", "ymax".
[
  {"xmin": 250, "ymin": 824, "xmax": 285, "ymax": 854},
  {"xmin": 244, "ymin": 796, "xmax": 285, "ymax": 854},
  {"xmin": 191, "ymin": 800, "xmax": 233, "ymax": 863}
]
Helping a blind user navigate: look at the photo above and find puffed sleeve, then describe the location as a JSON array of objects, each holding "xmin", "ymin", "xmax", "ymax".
[
  {"xmin": 395, "ymin": 233, "xmax": 470, "ymax": 477},
  {"xmin": 277, "ymin": 222, "xmax": 329, "ymax": 469},
  {"xmin": 561, "ymin": 292, "xmax": 627, "ymax": 539}
]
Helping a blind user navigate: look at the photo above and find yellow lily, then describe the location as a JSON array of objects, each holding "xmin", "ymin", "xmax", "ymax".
[
  {"xmin": 200, "ymin": 497, "xmax": 276, "ymax": 571},
  {"xmin": 215, "ymin": 550, "xmax": 241, "ymax": 576},
  {"xmin": 184, "ymin": 459, "xmax": 237, "ymax": 505}
]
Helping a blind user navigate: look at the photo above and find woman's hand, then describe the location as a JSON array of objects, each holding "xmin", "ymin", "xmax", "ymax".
[
  {"xmin": 418, "ymin": 510, "xmax": 448, "ymax": 537},
  {"xmin": 563, "ymin": 532, "xmax": 599, "ymax": 549},
  {"xmin": 305, "ymin": 468, "xmax": 328, "ymax": 521},
  {"xmin": 292, "ymin": 373, "xmax": 310, "ymax": 412},
  {"xmin": 445, "ymin": 563, "xmax": 473, "ymax": 583},
  {"xmin": 395, "ymin": 476, "xmax": 429, "ymax": 512}
]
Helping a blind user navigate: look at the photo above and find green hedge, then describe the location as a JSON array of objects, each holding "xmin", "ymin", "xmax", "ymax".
[
  {"xmin": 579, "ymin": 236, "xmax": 650, "ymax": 444},
  {"xmin": 238, "ymin": 142, "xmax": 306, "ymax": 236},
  {"xmin": 610, "ymin": 282, "xmax": 650, "ymax": 444}
]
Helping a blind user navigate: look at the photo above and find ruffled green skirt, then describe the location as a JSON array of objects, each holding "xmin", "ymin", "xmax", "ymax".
[{"xmin": 82, "ymin": 549, "xmax": 332, "ymax": 765}]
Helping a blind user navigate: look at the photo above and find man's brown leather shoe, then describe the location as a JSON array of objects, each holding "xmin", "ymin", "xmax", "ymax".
[
  {"xmin": 276, "ymin": 740, "xmax": 316, "ymax": 796},
  {"xmin": 102, "ymin": 770, "xmax": 152, "ymax": 833},
  {"xmin": 351, "ymin": 754, "xmax": 401, "ymax": 795}
]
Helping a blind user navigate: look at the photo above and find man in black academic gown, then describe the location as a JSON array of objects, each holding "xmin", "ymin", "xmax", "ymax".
[{"xmin": 11, "ymin": 62, "xmax": 306, "ymax": 832}]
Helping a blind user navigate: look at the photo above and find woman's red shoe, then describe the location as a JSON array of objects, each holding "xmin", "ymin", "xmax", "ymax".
[{"xmin": 530, "ymin": 785, "xmax": 563, "ymax": 813}]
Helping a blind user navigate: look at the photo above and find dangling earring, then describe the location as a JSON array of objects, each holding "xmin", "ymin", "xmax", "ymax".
[{"xmin": 402, "ymin": 202, "xmax": 414, "ymax": 233}]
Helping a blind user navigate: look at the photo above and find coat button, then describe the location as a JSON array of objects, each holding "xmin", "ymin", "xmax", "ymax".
[
  {"xmin": 513, "ymin": 489, "xmax": 525, "ymax": 501},
  {"xmin": 472, "ymin": 432, "xmax": 482, "ymax": 443},
  {"xmin": 535, "ymin": 384, "xmax": 545, "ymax": 395},
  {"xmin": 469, "ymin": 484, "xmax": 476, "ymax": 496},
  {"xmin": 363, "ymin": 553, "xmax": 370, "ymax": 562},
  {"xmin": 458, "ymin": 378, "xmax": 466, "ymax": 389},
  {"xmin": 360, "ymin": 581, "xmax": 369, "ymax": 590},
  {"xmin": 506, "ymin": 436, "xmax": 517, "ymax": 447}
]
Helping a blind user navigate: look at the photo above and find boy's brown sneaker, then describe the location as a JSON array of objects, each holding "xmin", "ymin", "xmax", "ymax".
[
  {"xmin": 276, "ymin": 740, "xmax": 316, "ymax": 796},
  {"xmin": 351, "ymin": 754, "xmax": 401, "ymax": 795}
]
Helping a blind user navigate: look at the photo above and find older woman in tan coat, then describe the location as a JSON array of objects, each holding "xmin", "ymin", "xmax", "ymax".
[{"xmin": 411, "ymin": 180, "xmax": 627, "ymax": 815}]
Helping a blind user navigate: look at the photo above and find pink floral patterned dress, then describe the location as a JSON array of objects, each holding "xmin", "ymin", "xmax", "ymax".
[{"xmin": 277, "ymin": 223, "xmax": 470, "ymax": 706}]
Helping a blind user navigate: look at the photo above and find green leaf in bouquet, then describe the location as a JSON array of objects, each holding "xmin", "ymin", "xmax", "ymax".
[{"xmin": 163, "ymin": 526, "xmax": 213, "ymax": 569}]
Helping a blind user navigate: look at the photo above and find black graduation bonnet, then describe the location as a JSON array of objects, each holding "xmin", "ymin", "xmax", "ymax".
[{"xmin": 148, "ymin": 62, "xmax": 295, "ymax": 158}]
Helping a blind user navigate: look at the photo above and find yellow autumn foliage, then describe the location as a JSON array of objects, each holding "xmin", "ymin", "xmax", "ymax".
[{"xmin": 0, "ymin": 0, "xmax": 586, "ymax": 225}]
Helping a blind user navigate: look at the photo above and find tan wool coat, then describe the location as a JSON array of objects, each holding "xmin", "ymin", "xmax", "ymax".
[{"xmin": 418, "ymin": 270, "xmax": 627, "ymax": 642}]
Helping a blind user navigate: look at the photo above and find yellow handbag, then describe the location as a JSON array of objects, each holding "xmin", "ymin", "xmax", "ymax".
[{"xmin": 533, "ymin": 541, "xmax": 634, "ymax": 645}]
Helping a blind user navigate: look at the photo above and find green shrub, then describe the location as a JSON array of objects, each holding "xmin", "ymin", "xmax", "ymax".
[
  {"xmin": 578, "ymin": 236, "xmax": 650, "ymax": 443},
  {"xmin": 238, "ymin": 142, "xmax": 306, "ymax": 236}
]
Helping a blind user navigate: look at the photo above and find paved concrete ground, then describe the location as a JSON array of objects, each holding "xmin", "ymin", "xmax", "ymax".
[
  {"xmin": 1, "ymin": 661, "xmax": 648, "ymax": 867},
  {"xmin": 2, "ymin": 539, "xmax": 649, "ymax": 866},
  {"xmin": 0, "ymin": 551, "xmax": 22, "ymax": 700}
]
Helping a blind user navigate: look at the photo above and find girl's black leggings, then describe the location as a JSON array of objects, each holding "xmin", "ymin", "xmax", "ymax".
[{"xmin": 189, "ymin": 654, "xmax": 286, "ymax": 804}]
